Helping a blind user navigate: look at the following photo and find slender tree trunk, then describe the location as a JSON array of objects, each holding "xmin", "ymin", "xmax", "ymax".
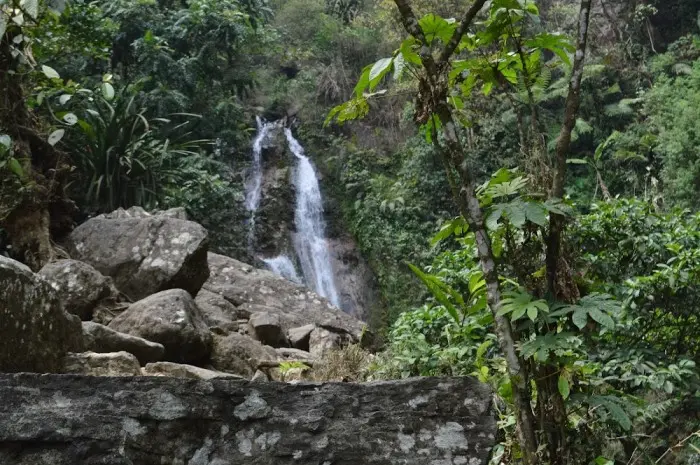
[{"xmin": 546, "ymin": 0, "xmax": 593, "ymax": 299}]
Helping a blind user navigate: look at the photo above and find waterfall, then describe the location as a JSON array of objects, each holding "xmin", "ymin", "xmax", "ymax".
[
  {"xmin": 285, "ymin": 128, "xmax": 341, "ymax": 308},
  {"xmin": 244, "ymin": 118, "xmax": 341, "ymax": 308},
  {"xmin": 262, "ymin": 255, "xmax": 302, "ymax": 284},
  {"xmin": 245, "ymin": 117, "xmax": 273, "ymax": 213}
]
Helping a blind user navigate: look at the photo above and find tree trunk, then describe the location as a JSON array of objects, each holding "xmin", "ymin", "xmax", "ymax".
[{"xmin": 546, "ymin": 0, "xmax": 593, "ymax": 299}]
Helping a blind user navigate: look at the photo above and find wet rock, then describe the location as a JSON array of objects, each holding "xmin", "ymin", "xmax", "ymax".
[
  {"xmin": 248, "ymin": 311, "xmax": 286, "ymax": 347},
  {"xmin": 210, "ymin": 333, "xmax": 278, "ymax": 378},
  {"xmin": 287, "ymin": 324, "xmax": 315, "ymax": 351},
  {"xmin": 108, "ymin": 289, "xmax": 212, "ymax": 365},
  {"xmin": 38, "ymin": 259, "xmax": 115, "ymax": 320},
  {"xmin": 142, "ymin": 362, "xmax": 244, "ymax": 380},
  {"xmin": 276, "ymin": 347, "xmax": 316, "ymax": 363},
  {"xmin": 66, "ymin": 215, "xmax": 209, "ymax": 301},
  {"xmin": 62, "ymin": 351, "xmax": 141, "ymax": 376},
  {"xmin": 251, "ymin": 369, "xmax": 269, "ymax": 383},
  {"xmin": 82, "ymin": 322, "xmax": 164, "ymax": 365},
  {"xmin": 0, "ymin": 374, "xmax": 496, "ymax": 465},
  {"xmin": 0, "ymin": 256, "xmax": 83, "ymax": 373}
]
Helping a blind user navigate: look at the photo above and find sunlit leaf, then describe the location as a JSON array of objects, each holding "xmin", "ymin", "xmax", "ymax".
[
  {"xmin": 48, "ymin": 128, "xmax": 65, "ymax": 146},
  {"xmin": 41, "ymin": 65, "xmax": 60, "ymax": 80}
]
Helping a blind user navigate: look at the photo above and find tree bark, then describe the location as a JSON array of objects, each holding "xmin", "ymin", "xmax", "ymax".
[{"xmin": 546, "ymin": 0, "xmax": 593, "ymax": 299}]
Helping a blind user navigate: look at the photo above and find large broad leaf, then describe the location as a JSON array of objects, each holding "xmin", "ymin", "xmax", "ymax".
[
  {"xmin": 21, "ymin": 0, "xmax": 39, "ymax": 19},
  {"xmin": 400, "ymin": 37, "xmax": 421, "ymax": 65},
  {"xmin": 572, "ymin": 308, "xmax": 588, "ymax": 329},
  {"xmin": 418, "ymin": 14, "xmax": 456, "ymax": 45},
  {"xmin": 588, "ymin": 307, "xmax": 615, "ymax": 329},
  {"xmin": 523, "ymin": 201, "xmax": 547, "ymax": 226},
  {"xmin": 41, "ymin": 65, "xmax": 60, "ymax": 80},
  {"xmin": 369, "ymin": 57, "xmax": 393, "ymax": 89},
  {"xmin": 101, "ymin": 82, "xmax": 115, "ymax": 101}
]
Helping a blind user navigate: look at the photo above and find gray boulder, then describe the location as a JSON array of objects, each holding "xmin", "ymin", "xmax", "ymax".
[
  {"xmin": 203, "ymin": 253, "xmax": 365, "ymax": 346},
  {"xmin": 38, "ymin": 259, "xmax": 114, "ymax": 320},
  {"xmin": 309, "ymin": 327, "xmax": 351, "ymax": 358},
  {"xmin": 108, "ymin": 289, "xmax": 212, "ymax": 365},
  {"xmin": 210, "ymin": 333, "xmax": 278, "ymax": 378},
  {"xmin": 66, "ymin": 215, "xmax": 209, "ymax": 301},
  {"xmin": 96, "ymin": 206, "xmax": 188, "ymax": 220},
  {"xmin": 195, "ymin": 289, "xmax": 250, "ymax": 332},
  {"xmin": 0, "ymin": 256, "xmax": 83, "ymax": 373},
  {"xmin": 82, "ymin": 322, "xmax": 165, "ymax": 365},
  {"xmin": 62, "ymin": 351, "xmax": 141, "ymax": 376},
  {"xmin": 287, "ymin": 324, "xmax": 315, "ymax": 350},
  {"xmin": 0, "ymin": 374, "xmax": 496, "ymax": 465},
  {"xmin": 142, "ymin": 362, "xmax": 244, "ymax": 380},
  {"xmin": 248, "ymin": 311, "xmax": 286, "ymax": 347}
]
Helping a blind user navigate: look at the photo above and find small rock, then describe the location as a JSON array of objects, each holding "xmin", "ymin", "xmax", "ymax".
[
  {"xmin": 249, "ymin": 312, "xmax": 285, "ymax": 347},
  {"xmin": 287, "ymin": 324, "xmax": 315, "ymax": 351},
  {"xmin": 276, "ymin": 347, "xmax": 316, "ymax": 362},
  {"xmin": 210, "ymin": 333, "xmax": 278, "ymax": 378},
  {"xmin": 82, "ymin": 322, "xmax": 165, "ymax": 365},
  {"xmin": 142, "ymin": 362, "xmax": 244, "ymax": 380},
  {"xmin": 62, "ymin": 351, "xmax": 141, "ymax": 376},
  {"xmin": 38, "ymin": 259, "xmax": 115, "ymax": 320},
  {"xmin": 282, "ymin": 366, "xmax": 312, "ymax": 383},
  {"xmin": 251, "ymin": 370, "xmax": 269, "ymax": 382},
  {"xmin": 108, "ymin": 289, "xmax": 212, "ymax": 365}
]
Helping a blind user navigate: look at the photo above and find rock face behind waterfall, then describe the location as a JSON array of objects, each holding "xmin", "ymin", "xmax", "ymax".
[{"xmin": 0, "ymin": 374, "xmax": 496, "ymax": 465}]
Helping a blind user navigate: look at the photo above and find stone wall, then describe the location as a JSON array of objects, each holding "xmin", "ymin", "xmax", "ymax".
[{"xmin": 0, "ymin": 374, "xmax": 496, "ymax": 465}]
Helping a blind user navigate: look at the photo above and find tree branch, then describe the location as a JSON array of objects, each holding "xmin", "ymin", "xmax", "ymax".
[{"xmin": 438, "ymin": 0, "xmax": 488, "ymax": 64}]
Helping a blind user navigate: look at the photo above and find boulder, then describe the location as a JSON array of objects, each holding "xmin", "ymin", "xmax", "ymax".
[
  {"xmin": 210, "ymin": 333, "xmax": 278, "ymax": 378},
  {"xmin": 62, "ymin": 351, "xmax": 141, "ymax": 376},
  {"xmin": 66, "ymin": 215, "xmax": 209, "ymax": 301},
  {"xmin": 38, "ymin": 259, "xmax": 115, "ymax": 320},
  {"xmin": 0, "ymin": 374, "xmax": 496, "ymax": 465},
  {"xmin": 203, "ymin": 253, "xmax": 365, "ymax": 345},
  {"xmin": 248, "ymin": 311, "xmax": 286, "ymax": 347},
  {"xmin": 142, "ymin": 362, "xmax": 244, "ymax": 380},
  {"xmin": 309, "ymin": 327, "xmax": 351, "ymax": 358},
  {"xmin": 0, "ymin": 256, "xmax": 83, "ymax": 373},
  {"xmin": 195, "ymin": 289, "xmax": 250, "ymax": 332},
  {"xmin": 108, "ymin": 290, "xmax": 212, "ymax": 365},
  {"xmin": 82, "ymin": 322, "xmax": 165, "ymax": 365},
  {"xmin": 96, "ymin": 206, "xmax": 188, "ymax": 220},
  {"xmin": 287, "ymin": 324, "xmax": 315, "ymax": 350}
]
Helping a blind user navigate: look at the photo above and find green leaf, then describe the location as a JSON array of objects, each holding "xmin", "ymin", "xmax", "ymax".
[
  {"xmin": 567, "ymin": 158, "xmax": 589, "ymax": 164},
  {"xmin": 369, "ymin": 57, "xmax": 393, "ymax": 87},
  {"xmin": 594, "ymin": 457, "xmax": 614, "ymax": 465},
  {"xmin": 524, "ymin": 202, "xmax": 547, "ymax": 226},
  {"xmin": 504, "ymin": 202, "xmax": 526, "ymax": 228},
  {"xmin": 558, "ymin": 374, "xmax": 570, "ymax": 400},
  {"xmin": 41, "ymin": 65, "xmax": 60, "ymax": 80},
  {"xmin": 527, "ymin": 305, "xmax": 538, "ymax": 321},
  {"xmin": 572, "ymin": 308, "xmax": 588, "ymax": 329},
  {"xmin": 400, "ymin": 37, "xmax": 421, "ymax": 65},
  {"xmin": 485, "ymin": 206, "xmax": 503, "ymax": 230},
  {"xmin": 59, "ymin": 94, "xmax": 72, "ymax": 105},
  {"xmin": 7, "ymin": 157, "xmax": 23, "ymax": 177},
  {"xmin": 407, "ymin": 263, "xmax": 461, "ymax": 324},
  {"xmin": 48, "ymin": 128, "xmax": 65, "ymax": 146},
  {"xmin": 101, "ymin": 82, "xmax": 115, "ymax": 101},
  {"xmin": 588, "ymin": 308, "xmax": 615, "ymax": 329},
  {"xmin": 418, "ymin": 14, "xmax": 456, "ymax": 45}
]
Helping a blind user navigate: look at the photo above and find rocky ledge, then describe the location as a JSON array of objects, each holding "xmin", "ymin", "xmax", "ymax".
[{"xmin": 0, "ymin": 374, "xmax": 495, "ymax": 465}]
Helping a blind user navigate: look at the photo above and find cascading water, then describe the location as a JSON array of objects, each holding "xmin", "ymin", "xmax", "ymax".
[
  {"xmin": 262, "ymin": 255, "xmax": 302, "ymax": 284},
  {"xmin": 285, "ymin": 128, "xmax": 341, "ymax": 308},
  {"xmin": 244, "ymin": 118, "xmax": 341, "ymax": 308}
]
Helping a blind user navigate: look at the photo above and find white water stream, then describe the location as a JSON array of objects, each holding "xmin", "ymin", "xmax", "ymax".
[{"xmin": 244, "ymin": 119, "xmax": 341, "ymax": 308}]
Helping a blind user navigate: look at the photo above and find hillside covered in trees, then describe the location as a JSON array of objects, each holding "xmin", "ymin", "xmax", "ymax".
[{"xmin": 1, "ymin": 0, "xmax": 699, "ymax": 463}]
